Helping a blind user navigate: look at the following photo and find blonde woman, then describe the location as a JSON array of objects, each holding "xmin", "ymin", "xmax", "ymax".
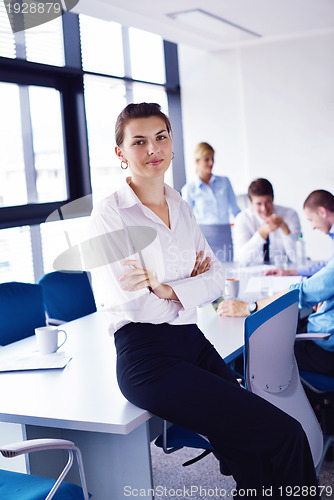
[{"xmin": 181, "ymin": 142, "xmax": 240, "ymax": 261}]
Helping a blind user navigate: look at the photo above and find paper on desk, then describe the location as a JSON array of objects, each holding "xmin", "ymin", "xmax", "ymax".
[
  {"xmin": 245, "ymin": 275, "xmax": 302, "ymax": 294},
  {"xmin": 0, "ymin": 352, "xmax": 72, "ymax": 372}
]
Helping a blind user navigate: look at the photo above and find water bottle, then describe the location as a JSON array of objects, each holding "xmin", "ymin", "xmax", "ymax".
[{"xmin": 296, "ymin": 233, "xmax": 306, "ymax": 265}]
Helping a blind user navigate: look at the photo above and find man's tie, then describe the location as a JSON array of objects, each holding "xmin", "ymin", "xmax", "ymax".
[{"xmin": 263, "ymin": 235, "xmax": 270, "ymax": 263}]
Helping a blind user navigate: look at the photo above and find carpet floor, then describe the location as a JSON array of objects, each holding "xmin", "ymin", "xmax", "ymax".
[{"xmin": 151, "ymin": 443, "xmax": 334, "ymax": 499}]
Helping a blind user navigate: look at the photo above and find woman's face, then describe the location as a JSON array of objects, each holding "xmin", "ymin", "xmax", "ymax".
[
  {"xmin": 196, "ymin": 153, "xmax": 214, "ymax": 179},
  {"xmin": 115, "ymin": 116, "xmax": 172, "ymax": 181}
]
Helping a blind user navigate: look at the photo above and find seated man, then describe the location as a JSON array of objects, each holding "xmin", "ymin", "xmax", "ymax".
[
  {"xmin": 233, "ymin": 178, "xmax": 301, "ymax": 266},
  {"xmin": 218, "ymin": 189, "xmax": 334, "ymax": 377}
]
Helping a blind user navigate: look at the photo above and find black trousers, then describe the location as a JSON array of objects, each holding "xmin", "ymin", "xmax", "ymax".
[
  {"xmin": 115, "ymin": 322, "xmax": 319, "ymax": 499},
  {"xmin": 295, "ymin": 340, "xmax": 334, "ymax": 376}
]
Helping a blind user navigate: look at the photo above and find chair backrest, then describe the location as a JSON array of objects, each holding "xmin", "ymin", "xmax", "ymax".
[
  {"xmin": 39, "ymin": 271, "xmax": 96, "ymax": 322},
  {"xmin": 244, "ymin": 289, "xmax": 323, "ymax": 467},
  {"xmin": 236, "ymin": 193, "xmax": 249, "ymax": 211},
  {"xmin": 199, "ymin": 224, "xmax": 233, "ymax": 262},
  {"xmin": 0, "ymin": 282, "xmax": 46, "ymax": 346}
]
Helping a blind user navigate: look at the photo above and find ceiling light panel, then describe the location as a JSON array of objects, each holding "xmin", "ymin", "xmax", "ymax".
[{"xmin": 167, "ymin": 9, "xmax": 261, "ymax": 43}]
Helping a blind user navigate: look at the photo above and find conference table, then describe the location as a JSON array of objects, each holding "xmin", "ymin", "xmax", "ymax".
[
  {"xmin": 0, "ymin": 305, "xmax": 245, "ymax": 499},
  {"xmin": 0, "ymin": 266, "xmax": 301, "ymax": 499}
]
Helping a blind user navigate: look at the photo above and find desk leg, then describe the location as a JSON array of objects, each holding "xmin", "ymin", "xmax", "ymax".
[{"xmin": 26, "ymin": 422, "xmax": 154, "ymax": 500}]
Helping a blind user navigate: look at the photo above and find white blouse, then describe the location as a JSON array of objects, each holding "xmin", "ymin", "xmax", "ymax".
[{"xmin": 89, "ymin": 178, "xmax": 225, "ymax": 335}]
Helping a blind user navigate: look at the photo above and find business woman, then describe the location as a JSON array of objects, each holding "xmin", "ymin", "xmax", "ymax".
[
  {"xmin": 181, "ymin": 142, "xmax": 240, "ymax": 261},
  {"xmin": 89, "ymin": 103, "xmax": 318, "ymax": 499}
]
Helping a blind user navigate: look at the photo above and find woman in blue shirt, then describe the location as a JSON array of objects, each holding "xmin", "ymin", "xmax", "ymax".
[{"xmin": 181, "ymin": 142, "xmax": 240, "ymax": 262}]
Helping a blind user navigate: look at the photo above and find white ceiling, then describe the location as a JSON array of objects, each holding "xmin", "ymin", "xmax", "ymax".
[{"xmin": 72, "ymin": 0, "xmax": 334, "ymax": 51}]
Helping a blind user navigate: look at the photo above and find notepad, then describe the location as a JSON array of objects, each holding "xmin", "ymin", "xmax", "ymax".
[{"xmin": 0, "ymin": 352, "xmax": 72, "ymax": 372}]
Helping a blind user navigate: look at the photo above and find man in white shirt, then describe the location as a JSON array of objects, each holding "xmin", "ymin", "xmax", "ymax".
[{"xmin": 233, "ymin": 178, "xmax": 301, "ymax": 266}]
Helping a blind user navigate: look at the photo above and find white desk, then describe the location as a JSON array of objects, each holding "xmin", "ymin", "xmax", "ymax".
[
  {"xmin": 222, "ymin": 263, "xmax": 300, "ymax": 293},
  {"xmin": 197, "ymin": 303, "xmax": 245, "ymax": 364},
  {"xmin": 0, "ymin": 307, "xmax": 244, "ymax": 500}
]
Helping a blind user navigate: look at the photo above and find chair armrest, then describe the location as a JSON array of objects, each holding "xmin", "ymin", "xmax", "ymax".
[
  {"xmin": 1, "ymin": 439, "xmax": 90, "ymax": 499},
  {"xmin": 296, "ymin": 333, "xmax": 330, "ymax": 341},
  {"xmin": 0, "ymin": 438, "xmax": 75, "ymax": 458}
]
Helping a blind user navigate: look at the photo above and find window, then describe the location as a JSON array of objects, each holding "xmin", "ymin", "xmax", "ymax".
[
  {"xmin": 0, "ymin": 3, "xmax": 64, "ymax": 65},
  {"xmin": 41, "ymin": 217, "xmax": 91, "ymax": 275},
  {"xmin": 0, "ymin": 82, "xmax": 26, "ymax": 207},
  {"xmin": 0, "ymin": 226, "xmax": 34, "ymax": 283},
  {"xmin": 80, "ymin": 17, "xmax": 171, "ymax": 202},
  {"xmin": 0, "ymin": 1, "xmax": 15, "ymax": 58},
  {"xmin": 132, "ymin": 82, "xmax": 168, "ymax": 114},
  {"xmin": 79, "ymin": 15, "xmax": 124, "ymax": 77},
  {"xmin": 129, "ymin": 28, "xmax": 166, "ymax": 84},
  {"xmin": 84, "ymin": 75, "xmax": 127, "ymax": 203},
  {"xmin": 0, "ymin": 82, "xmax": 67, "ymax": 208},
  {"xmin": 24, "ymin": 17, "xmax": 65, "ymax": 66},
  {"xmin": 25, "ymin": 16, "xmax": 65, "ymax": 67},
  {"xmin": 29, "ymin": 85, "xmax": 67, "ymax": 202}
]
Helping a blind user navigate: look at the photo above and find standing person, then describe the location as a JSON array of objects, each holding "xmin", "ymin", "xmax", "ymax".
[
  {"xmin": 181, "ymin": 142, "xmax": 240, "ymax": 262},
  {"xmin": 89, "ymin": 103, "xmax": 318, "ymax": 498},
  {"xmin": 233, "ymin": 178, "xmax": 301, "ymax": 266}
]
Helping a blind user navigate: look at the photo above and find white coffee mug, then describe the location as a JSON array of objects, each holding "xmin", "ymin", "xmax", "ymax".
[
  {"xmin": 224, "ymin": 278, "xmax": 240, "ymax": 299},
  {"xmin": 35, "ymin": 326, "xmax": 67, "ymax": 354}
]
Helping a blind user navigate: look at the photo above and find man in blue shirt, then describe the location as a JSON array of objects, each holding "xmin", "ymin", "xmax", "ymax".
[
  {"xmin": 218, "ymin": 189, "xmax": 334, "ymax": 376},
  {"xmin": 266, "ymin": 190, "xmax": 334, "ymax": 278},
  {"xmin": 290, "ymin": 190, "xmax": 334, "ymax": 375}
]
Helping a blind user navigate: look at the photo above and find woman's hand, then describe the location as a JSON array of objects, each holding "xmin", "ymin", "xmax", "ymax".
[
  {"xmin": 119, "ymin": 260, "xmax": 178, "ymax": 300},
  {"xmin": 190, "ymin": 251, "xmax": 211, "ymax": 277}
]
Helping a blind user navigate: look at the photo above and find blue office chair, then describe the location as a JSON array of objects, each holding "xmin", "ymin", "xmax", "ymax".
[
  {"xmin": 38, "ymin": 271, "xmax": 96, "ymax": 324},
  {"xmin": 156, "ymin": 290, "xmax": 324, "ymax": 473},
  {"xmin": 244, "ymin": 289, "xmax": 323, "ymax": 469},
  {"xmin": 154, "ymin": 419, "xmax": 214, "ymax": 466},
  {"xmin": 0, "ymin": 438, "xmax": 89, "ymax": 499},
  {"xmin": 199, "ymin": 224, "xmax": 234, "ymax": 262},
  {"xmin": 0, "ymin": 282, "xmax": 46, "ymax": 346}
]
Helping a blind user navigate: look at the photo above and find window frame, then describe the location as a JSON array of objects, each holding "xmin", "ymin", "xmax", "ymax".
[{"xmin": 0, "ymin": 14, "xmax": 91, "ymax": 229}]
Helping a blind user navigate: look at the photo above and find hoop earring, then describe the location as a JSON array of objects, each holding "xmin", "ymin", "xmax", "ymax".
[
  {"xmin": 171, "ymin": 152, "xmax": 175, "ymax": 160},
  {"xmin": 121, "ymin": 160, "xmax": 128, "ymax": 170}
]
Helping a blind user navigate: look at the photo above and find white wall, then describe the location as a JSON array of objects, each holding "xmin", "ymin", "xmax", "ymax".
[
  {"xmin": 178, "ymin": 33, "xmax": 334, "ymax": 260},
  {"xmin": 178, "ymin": 45, "xmax": 249, "ymax": 194}
]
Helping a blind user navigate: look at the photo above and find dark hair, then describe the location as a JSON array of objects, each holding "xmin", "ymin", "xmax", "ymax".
[
  {"xmin": 115, "ymin": 102, "xmax": 172, "ymax": 147},
  {"xmin": 248, "ymin": 178, "xmax": 274, "ymax": 200},
  {"xmin": 303, "ymin": 190, "xmax": 334, "ymax": 212}
]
